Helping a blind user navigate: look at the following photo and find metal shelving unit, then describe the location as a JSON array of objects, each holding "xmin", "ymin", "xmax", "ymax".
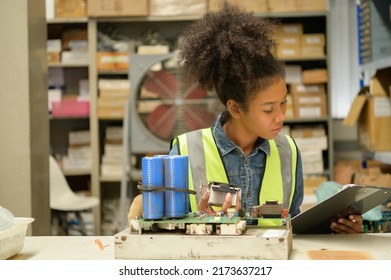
[{"xmin": 48, "ymin": 6, "xmax": 335, "ymax": 233}]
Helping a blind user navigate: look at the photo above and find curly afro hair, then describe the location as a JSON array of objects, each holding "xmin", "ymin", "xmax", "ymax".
[{"xmin": 178, "ymin": 1, "xmax": 285, "ymax": 111}]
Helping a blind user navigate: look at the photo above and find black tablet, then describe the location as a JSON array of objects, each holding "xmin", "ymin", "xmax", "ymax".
[{"xmin": 291, "ymin": 184, "xmax": 391, "ymax": 234}]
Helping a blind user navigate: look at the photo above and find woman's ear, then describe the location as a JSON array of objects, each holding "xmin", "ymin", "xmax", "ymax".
[{"xmin": 226, "ymin": 99, "xmax": 241, "ymax": 118}]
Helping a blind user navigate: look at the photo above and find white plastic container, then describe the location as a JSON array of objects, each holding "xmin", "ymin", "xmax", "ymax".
[{"xmin": 0, "ymin": 218, "xmax": 34, "ymax": 259}]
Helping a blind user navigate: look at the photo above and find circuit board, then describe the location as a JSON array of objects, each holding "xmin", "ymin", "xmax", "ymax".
[{"xmin": 139, "ymin": 213, "xmax": 241, "ymax": 225}]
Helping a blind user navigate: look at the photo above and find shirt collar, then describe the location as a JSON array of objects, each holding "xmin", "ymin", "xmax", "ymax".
[{"xmin": 212, "ymin": 112, "xmax": 270, "ymax": 156}]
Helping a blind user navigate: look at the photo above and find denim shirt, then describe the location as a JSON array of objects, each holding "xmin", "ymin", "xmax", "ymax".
[{"xmin": 170, "ymin": 112, "xmax": 304, "ymax": 218}]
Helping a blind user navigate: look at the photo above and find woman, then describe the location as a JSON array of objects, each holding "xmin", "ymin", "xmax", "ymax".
[{"xmin": 169, "ymin": 1, "xmax": 362, "ymax": 233}]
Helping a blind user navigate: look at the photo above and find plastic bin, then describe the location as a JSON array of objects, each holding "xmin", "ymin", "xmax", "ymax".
[{"xmin": 0, "ymin": 218, "xmax": 34, "ymax": 259}]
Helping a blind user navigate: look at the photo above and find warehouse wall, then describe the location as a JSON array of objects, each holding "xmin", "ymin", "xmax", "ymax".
[{"xmin": 0, "ymin": 0, "xmax": 50, "ymax": 235}]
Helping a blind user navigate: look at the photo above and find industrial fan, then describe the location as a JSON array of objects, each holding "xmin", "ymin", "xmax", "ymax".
[
  {"xmin": 128, "ymin": 52, "xmax": 222, "ymax": 153},
  {"xmin": 119, "ymin": 53, "xmax": 222, "ymax": 228}
]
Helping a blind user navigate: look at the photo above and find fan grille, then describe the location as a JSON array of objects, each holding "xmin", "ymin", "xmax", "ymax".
[{"xmin": 136, "ymin": 60, "xmax": 222, "ymax": 142}]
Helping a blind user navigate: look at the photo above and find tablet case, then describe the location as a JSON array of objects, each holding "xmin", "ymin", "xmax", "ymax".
[{"xmin": 291, "ymin": 184, "xmax": 391, "ymax": 234}]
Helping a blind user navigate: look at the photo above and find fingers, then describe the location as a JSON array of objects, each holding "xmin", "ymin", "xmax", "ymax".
[
  {"xmin": 197, "ymin": 189, "xmax": 215, "ymax": 215},
  {"xmin": 235, "ymin": 191, "xmax": 242, "ymax": 212},
  {"xmin": 220, "ymin": 193, "xmax": 232, "ymax": 214},
  {"xmin": 330, "ymin": 216, "xmax": 363, "ymax": 234},
  {"xmin": 198, "ymin": 189, "xmax": 241, "ymax": 215},
  {"xmin": 349, "ymin": 215, "xmax": 363, "ymax": 226}
]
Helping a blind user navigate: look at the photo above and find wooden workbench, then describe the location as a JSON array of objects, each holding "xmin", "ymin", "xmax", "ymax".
[{"xmin": 9, "ymin": 233, "xmax": 391, "ymax": 260}]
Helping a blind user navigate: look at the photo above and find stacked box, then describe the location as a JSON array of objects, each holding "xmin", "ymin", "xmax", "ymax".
[
  {"xmin": 97, "ymin": 79, "xmax": 130, "ymax": 119},
  {"xmin": 101, "ymin": 126, "xmax": 129, "ymax": 178},
  {"xmin": 275, "ymin": 24, "xmax": 303, "ymax": 59},
  {"xmin": 291, "ymin": 84, "xmax": 327, "ymax": 118},
  {"xmin": 291, "ymin": 126, "xmax": 327, "ymax": 175},
  {"xmin": 61, "ymin": 29, "xmax": 88, "ymax": 64},
  {"xmin": 209, "ymin": 0, "xmax": 268, "ymax": 13},
  {"xmin": 55, "ymin": 0, "xmax": 86, "ymax": 18},
  {"xmin": 47, "ymin": 39, "xmax": 61, "ymax": 63},
  {"xmin": 62, "ymin": 130, "xmax": 92, "ymax": 173},
  {"xmin": 301, "ymin": 33, "xmax": 326, "ymax": 58},
  {"xmin": 344, "ymin": 68, "xmax": 391, "ymax": 151},
  {"xmin": 268, "ymin": 0, "xmax": 298, "ymax": 12},
  {"xmin": 296, "ymin": 0, "xmax": 328, "ymax": 12},
  {"xmin": 302, "ymin": 69, "xmax": 328, "ymax": 84},
  {"xmin": 150, "ymin": 0, "xmax": 207, "ymax": 16},
  {"xmin": 88, "ymin": 0, "xmax": 148, "ymax": 17},
  {"xmin": 96, "ymin": 52, "xmax": 129, "ymax": 71}
]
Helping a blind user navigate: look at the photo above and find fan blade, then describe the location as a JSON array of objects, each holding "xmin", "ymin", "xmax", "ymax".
[
  {"xmin": 182, "ymin": 81, "xmax": 207, "ymax": 99},
  {"xmin": 183, "ymin": 104, "xmax": 217, "ymax": 131},
  {"xmin": 147, "ymin": 104, "xmax": 176, "ymax": 141},
  {"xmin": 142, "ymin": 70, "xmax": 178, "ymax": 99}
]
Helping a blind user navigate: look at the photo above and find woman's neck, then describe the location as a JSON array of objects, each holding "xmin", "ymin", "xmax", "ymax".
[{"xmin": 223, "ymin": 119, "xmax": 258, "ymax": 156}]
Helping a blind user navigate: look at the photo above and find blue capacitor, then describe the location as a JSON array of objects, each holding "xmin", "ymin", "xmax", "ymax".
[
  {"xmin": 182, "ymin": 156, "xmax": 190, "ymax": 214},
  {"xmin": 163, "ymin": 155, "xmax": 188, "ymax": 218},
  {"xmin": 142, "ymin": 156, "xmax": 164, "ymax": 220}
]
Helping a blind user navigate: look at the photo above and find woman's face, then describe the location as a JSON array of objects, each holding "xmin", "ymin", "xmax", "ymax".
[{"xmin": 240, "ymin": 76, "xmax": 288, "ymax": 140}]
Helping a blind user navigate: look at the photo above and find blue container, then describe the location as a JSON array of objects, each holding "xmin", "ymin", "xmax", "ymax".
[
  {"xmin": 163, "ymin": 155, "xmax": 188, "ymax": 218},
  {"xmin": 142, "ymin": 156, "xmax": 164, "ymax": 220}
]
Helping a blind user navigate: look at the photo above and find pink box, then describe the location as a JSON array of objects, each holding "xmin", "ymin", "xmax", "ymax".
[{"xmin": 51, "ymin": 100, "xmax": 90, "ymax": 117}]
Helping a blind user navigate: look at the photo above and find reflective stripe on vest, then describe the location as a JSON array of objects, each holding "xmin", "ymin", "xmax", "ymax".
[
  {"xmin": 176, "ymin": 128, "xmax": 297, "ymax": 221},
  {"xmin": 176, "ymin": 129, "xmax": 228, "ymax": 212},
  {"xmin": 259, "ymin": 133, "xmax": 297, "ymax": 226}
]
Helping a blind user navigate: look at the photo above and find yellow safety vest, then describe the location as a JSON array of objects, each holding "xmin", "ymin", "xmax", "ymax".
[{"xmin": 172, "ymin": 128, "xmax": 297, "ymax": 226}]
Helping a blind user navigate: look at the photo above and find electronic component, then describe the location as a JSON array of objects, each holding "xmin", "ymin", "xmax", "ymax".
[{"xmin": 208, "ymin": 181, "xmax": 241, "ymax": 207}]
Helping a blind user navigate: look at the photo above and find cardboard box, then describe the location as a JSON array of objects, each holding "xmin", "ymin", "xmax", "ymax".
[
  {"xmin": 98, "ymin": 79, "xmax": 130, "ymax": 90},
  {"xmin": 97, "ymin": 107, "xmax": 125, "ymax": 119},
  {"xmin": 291, "ymin": 83, "xmax": 327, "ymax": 118},
  {"xmin": 300, "ymin": 149, "xmax": 323, "ymax": 163},
  {"xmin": 301, "ymin": 34, "xmax": 325, "ymax": 47},
  {"xmin": 62, "ymin": 29, "xmax": 87, "ymax": 51},
  {"xmin": 303, "ymin": 160, "xmax": 324, "ymax": 174},
  {"xmin": 209, "ymin": 0, "xmax": 268, "ymax": 13},
  {"xmin": 47, "ymin": 39, "xmax": 62, "ymax": 52},
  {"xmin": 276, "ymin": 34, "xmax": 302, "ymax": 45},
  {"xmin": 96, "ymin": 52, "xmax": 129, "ymax": 71},
  {"xmin": 47, "ymin": 52, "xmax": 61, "ymax": 63},
  {"xmin": 301, "ymin": 46, "xmax": 325, "ymax": 58},
  {"xmin": 100, "ymin": 89, "xmax": 130, "ymax": 98},
  {"xmin": 150, "ymin": 0, "xmax": 207, "ymax": 16},
  {"xmin": 290, "ymin": 125, "xmax": 326, "ymax": 138},
  {"xmin": 290, "ymin": 84, "xmax": 326, "ymax": 95},
  {"xmin": 333, "ymin": 160, "xmax": 388, "ymax": 185},
  {"xmin": 275, "ymin": 23, "xmax": 303, "ymax": 35},
  {"xmin": 343, "ymin": 69, "xmax": 391, "ymax": 151},
  {"xmin": 61, "ymin": 51, "xmax": 89, "ymax": 64},
  {"xmin": 55, "ymin": 0, "xmax": 86, "ymax": 18},
  {"xmin": 302, "ymin": 69, "xmax": 328, "ymax": 84},
  {"xmin": 88, "ymin": 0, "xmax": 148, "ymax": 17},
  {"xmin": 284, "ymin": 65, "xmax": 302, "ymax": 84},
  {"xmin": 344, "ymin": 89, "xmax": 391, "ymax": 151},
  {"xmin": 268, "ymin": 0, "xmax": 298, "ymax": 12},
  {"xmin": 277, "ymin": 45, "xmax": 301, "ymax": 59},
  {"xmin": 285, "ymin": 94, "xmax": 294, "ymax": 119},
  {"xmin": 98, "ymin": 97, "xmax": 128, "ymax": 107},
  {"xmin": 292, "ymin": 91, "xmax": 327, "ymax": 118},
  {"xmin": 294, "ymin": 135, "xmax": 328, "ymax": 151},
  {"xmin": 296, "ymin": 0, "xmax": 328, "ymax": 12},
  {"xmin": 353, "ymin": 167, "xmax": 391, "ymax": 188}
]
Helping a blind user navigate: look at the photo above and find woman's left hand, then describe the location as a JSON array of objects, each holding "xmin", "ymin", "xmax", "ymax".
[{"xmin": 330, "ymin": 215, "xmax": 363, "ymax": 233}]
